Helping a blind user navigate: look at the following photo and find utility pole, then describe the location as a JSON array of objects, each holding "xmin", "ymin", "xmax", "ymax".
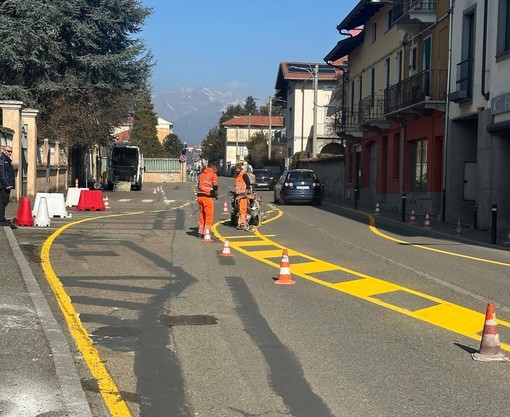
[
  {"xmin": 312, "ymin": 63, "xmax": 318, "ymax": 158},
  {"xmin": 268, "ymin": 96, "xmax": 272, "ymax": 160}
]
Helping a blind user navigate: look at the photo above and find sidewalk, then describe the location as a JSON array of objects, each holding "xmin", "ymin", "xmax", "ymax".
[
  {"xmin": 0, "ymin": 195, "xmax": 508, "ymax": 416},
  {"xmin": 0, "ymin": 201, "xmax": 93, "ymax": 417}
]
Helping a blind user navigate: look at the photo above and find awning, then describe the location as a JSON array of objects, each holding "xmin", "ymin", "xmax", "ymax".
[
  {"xmin": 487, "ymin": 120, "xmax": 510, "ymax": 135},
  {"xmin": 324, "ymin": 32, "xmax": 365, "ymax": 63}
]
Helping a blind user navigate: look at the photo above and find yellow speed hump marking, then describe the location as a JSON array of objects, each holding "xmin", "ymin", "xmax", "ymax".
[
  {"xmin": 40, "ymin": 204, "xmax": 189, "ymax": 417},
  {"xmin": 211, "ymin": 206, "xmax": 510, "ymax": 351}
]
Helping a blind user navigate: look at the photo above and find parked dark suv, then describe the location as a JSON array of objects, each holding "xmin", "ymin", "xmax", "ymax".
[{"xmin": 252, "ymin": 169, "xmax": 276, "ymax": 190}]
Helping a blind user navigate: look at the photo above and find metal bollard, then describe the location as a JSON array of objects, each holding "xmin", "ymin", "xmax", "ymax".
[
  {"xmin": 473, "ymin": 203, "xmax": 478, "ymax": 230},
  {"xmin": 401, "ymin": 193, "xmax": 406, "ymax": 222},
  {"xmin": 354, "ymin": 188, "xmax": 358, "ymax": 210},
  {"xmin": 491, "ymin": 204, "xmax": 497, "ymax": 244}
]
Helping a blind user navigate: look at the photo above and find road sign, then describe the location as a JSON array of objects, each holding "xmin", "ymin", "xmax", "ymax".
[{"xmin": 179, "ymin": 154, "xmax": 187, "ymax": 163}]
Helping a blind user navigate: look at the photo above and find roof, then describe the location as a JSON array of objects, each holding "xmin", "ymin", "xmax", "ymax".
[
  {"xmin": 114, "ymin": 129, "xmax": 131, "ymax": 143},
  {"xmin": 222, "ymin": 115, "xmax": 284, "ymax": 127},
  {"xmin": 336, "ymin": 0, "xmax": 384, "ymax": 32},
  {"xmin": 274, "ymin": 62, "xmax": 341, "ymax": 97},
  {"xmin": 324, "ymin": 31, "xmax": 365, "ymax": 63}
]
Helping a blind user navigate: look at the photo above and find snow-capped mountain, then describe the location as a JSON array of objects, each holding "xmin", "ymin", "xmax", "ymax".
[{"xmin": 152, "ymin": 87, "xmax": 243, "ymax": 144}]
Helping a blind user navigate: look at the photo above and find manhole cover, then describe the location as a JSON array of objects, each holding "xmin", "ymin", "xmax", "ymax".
[{"xmin": 160, "ymin": 314, "xmax": 218, "ymax": 326}]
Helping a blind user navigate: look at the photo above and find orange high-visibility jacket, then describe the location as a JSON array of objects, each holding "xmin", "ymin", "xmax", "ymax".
[
  {"xmin": 235, "ymin": 169, "xmax": 248, "ymax": 194},
  {"xmin": 197, "ymin": 167, "xmax": 218, "ymax": 197}
]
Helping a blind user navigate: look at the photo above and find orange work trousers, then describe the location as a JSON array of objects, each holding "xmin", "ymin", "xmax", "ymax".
[
  {"xmin": 198, "ymin": 196, "xmax": 215, "ymax": 234},
  {"xmin": 238, "ymin": 197, "xmax": 248, "ymax": 227}
]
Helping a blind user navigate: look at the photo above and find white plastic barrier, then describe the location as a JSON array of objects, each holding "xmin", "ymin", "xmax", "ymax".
[
  {"xmin": 65, "ymin": 188, "xmax": 89, "ymax": 207},
  {"xmin": 33, "ymin": 193, "xmax": 70, "ymax": 218}
]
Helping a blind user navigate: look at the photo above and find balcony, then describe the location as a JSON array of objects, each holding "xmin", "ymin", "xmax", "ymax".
[
  {"xmin": 359, "ymin": 95, "xmax": 392, "ymax": 131},
  {"xmin": 334, "ymin": 110, "xmax": 363, "ymax": 140},
  {"xmin": 448, "ymin": 58, "xmax": 473, "ymax": 103},
  {"xmin": 392, "ymin": 1, "xmax": 437, "ymax": 34},
  {"xmin": 384, "ymin": 69, "xmax": 447, "ymax": 118}
]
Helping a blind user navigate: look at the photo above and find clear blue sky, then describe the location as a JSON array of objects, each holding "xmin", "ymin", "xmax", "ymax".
[{"xmin": 140, "ymin": 0, "xmax": 358, "ymax": 100}]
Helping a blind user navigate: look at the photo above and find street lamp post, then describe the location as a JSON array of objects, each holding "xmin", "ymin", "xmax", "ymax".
[
  {"xmin": 312, "ymin": 63, "xmax": 318, "ymax": 158},
  {"xmin": 289, "ymin": 64, "xmax": 319, "ymax": 158},
  {"xmin": 268, "ymin": 97, "xmax": 272, "ymax": 160}
]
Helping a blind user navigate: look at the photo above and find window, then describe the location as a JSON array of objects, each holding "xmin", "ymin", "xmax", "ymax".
[
  {"xmin": 370, "ymin": 67, "xmax": 376, "ymax": 106},
  {"xmin": 371, "ymin": 22, "xmax": 377, "ymax": 43},
  {"xmin": 385, "ymin": 58, "xmax": 391, "ymax": 89},
  {"xmin": 497, "ymin": 0, "xmax": 510, "ymax": 56},
  {"xmin": 458, "ymin": 7, "xmax": 476, "ymax": 96},
  {"xmin": 350, "ymin": 80, "xmax": 355, "ymax": 116},
  {"xmin": 411, "ymin": 139, "xmax": 427, "ymax": 192}
]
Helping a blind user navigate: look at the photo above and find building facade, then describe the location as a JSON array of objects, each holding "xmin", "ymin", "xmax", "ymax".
[
  {"xmin": 274, "ymin": 62, "xmax": 343, "ymax": 165},
  {"xmin": 326, "ymin": 0, "xmax": 449, "ymax": 215},
  {"xmin": 446, "ymin": 0, "xmax": 510, "ymax": 230},
  {"xmin": 222, "ymin": 115, "xmax": 284, "ymax": 168}
]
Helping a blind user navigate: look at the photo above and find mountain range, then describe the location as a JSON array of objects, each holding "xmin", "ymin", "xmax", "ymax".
[{"xmin": 152, "ymin": 87, "xmax": 243, "ymax": 145}]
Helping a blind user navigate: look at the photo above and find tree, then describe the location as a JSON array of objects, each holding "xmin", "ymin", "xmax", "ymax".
[
  {"xmin": 201, "ymin": 126, "xmax": 224, "ymax": 163},
  {"xmin": 163, "ymin": 133, "xmax": 184, "ymax": 158},
  {"xmin": 246, "ymin": 132, "xmax": 268, "ymax": 168},
  {"xmin": 219, "ymin": 103, "xmax": 245, "ymax": 125},
  {"xmin": 130, "ymin": 97, "xmax": 166, "ymax": 157},
  {"xmin": 0, "ymin": 0, "xmax": 153, "ymax": 149},
  {"xmin": 244, "ymin": 96, "xmax": 258, "ymax": 115}
]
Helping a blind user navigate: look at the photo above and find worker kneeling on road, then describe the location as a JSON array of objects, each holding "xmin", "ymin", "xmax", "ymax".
[
  {"xmin": 197, "ymin": 162, "xmax": 218, "ymax": 238},
  {"xmin": 234, "ymin": 163, "xmax": 252, "ymax": 230}
]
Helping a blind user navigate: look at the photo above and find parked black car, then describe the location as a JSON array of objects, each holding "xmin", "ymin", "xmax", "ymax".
[
  {"xmin": 252, "ymin": 169, "xmax": 276, "ymax": 190},
  {"xmin": 273, "ymin": 169, "xmax": 322, "ymax": 205}
]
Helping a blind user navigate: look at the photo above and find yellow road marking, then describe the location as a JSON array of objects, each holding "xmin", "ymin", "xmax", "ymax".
[
  {"xmin": 211, "ymin": 206, "xmax": 510, "ymax": 351},
  {"xmin": 40, "ymin": 204, "xmax": 189, "ymax": 417}
]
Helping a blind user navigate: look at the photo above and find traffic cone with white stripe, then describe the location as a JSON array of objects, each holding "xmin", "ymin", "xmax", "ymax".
[
  {"xmin": 153, "ymin": 188, "xmax": 157, "ymax": 194},
  {"xmin": 274, "ymin": 249, "xmax": 295, "ymax": 285},
  {"xmin": 202, "ymin": 227, "xmax": 213, "ymax": 243},
  {"xmin": 222, "ymin": 201, "xmax": 229, "ymax": 214},
  {"xmin": 503, "ymin": 229, "xmax": 510, "ymax": 246},
  {"xmin": 472, "ymin": 303, "xmax": 509, "ymax": 362},
  {"xmin": 374, "ymin": 202, "xmax": 381, "ymax": 215},
  {"xmin": 409, "ymin": 209, "xmax": 416, "ymax": 224},
  {"xmin": 103, "ymin": 195, "xmax": 110, "ymax": 209},
  {"xmin": 423, "ymin": 210, "xmax": 431, "ymax": 228},
  {"xmin": 219, "ymin": 240, "xmax": 233, "ymax": 257},
  {"xmin": 456, "ymin": 218, "xmax": 462, "ymax": 234}
]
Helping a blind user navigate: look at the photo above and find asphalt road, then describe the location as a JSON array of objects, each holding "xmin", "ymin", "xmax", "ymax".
[{"xmin": 15, "ymin": 179, "xmax": 510, "ymax": 417}]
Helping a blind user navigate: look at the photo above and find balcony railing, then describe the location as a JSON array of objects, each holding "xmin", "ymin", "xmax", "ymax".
[
  {"xmin": 359, "ymin": 95, "xmax": 385, "ymax": 124},
  {"xmin": 392, "ymin": 1, "xmax": 436, "ymax": 31},
  {"xmin": 455, "ymin": 58, "xmax": 473, "ymax": 98},
  {"xmin": 384, "ymin": 69, "xmax": 447, "ymax": 114}
]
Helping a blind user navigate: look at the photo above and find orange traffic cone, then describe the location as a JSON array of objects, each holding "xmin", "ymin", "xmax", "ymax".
[
  {"xmin": 219, "ymin": 240, "xmax": 233, "ymax": 257},
  {"xmin": 423, "ymin": 210, "xmax": 431, "ymax": 228},
  {"xmin": 374, "ymin": 202, "xmax": 381, "ymax": 215},
  {"xmin": 103, "ymin": 195, "xmax": 110, "ymax": 209},
  {"xmin": 153, "ymin": 188, "xmax": 157, "ymax": 194},
  {"xmin": 456, "ymin": 218, "xmax": 462, "ymax": 234},
  {"xmin": 409, "ymin": 209, "xmax": 416, "ymax": 224},
  {"xmin": 202, "ymin": 227, "xmax": 213, "ymax": 243},
  {"xmin": 274, "ymin": 249, "xmax": 295, "ymax": 285},
  {"xmin": 503, "ymin": 229, "xmax": 510, "ymax": 247},
  {"xmin": 472, "ymin": 303, "xmax": 509, "ymax": 362},
  {"xmin": 222, "ymin": 201, "xmax": 229, "ymax": 214}
]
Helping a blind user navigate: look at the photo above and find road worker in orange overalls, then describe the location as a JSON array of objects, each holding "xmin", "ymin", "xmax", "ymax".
[
  {"xmin": 197, "ymin": 162, "xmax": 218, "ymax": 238},
  {"xmin": 234, "ymin": 163, "xmax": 252, "ymax": 230}
]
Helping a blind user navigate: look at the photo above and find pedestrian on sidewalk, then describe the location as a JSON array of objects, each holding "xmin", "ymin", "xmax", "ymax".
[{"xmin": 0, "ymin": 145, "xmax": 16, "ymax": 229}]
